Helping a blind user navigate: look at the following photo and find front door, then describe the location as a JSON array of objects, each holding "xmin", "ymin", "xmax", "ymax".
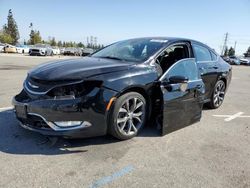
[{"xmin": 160, "ymin": 58, "xmax": 205, "ymax": 135}]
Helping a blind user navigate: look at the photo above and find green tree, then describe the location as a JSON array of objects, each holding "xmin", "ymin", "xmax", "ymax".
[
  {"xmin": 68, "ymin": 41, "xmax": 74, "ymax": 47},
  {"xmin": 87, "ymin": 43, "xmax": 91, "ymax": 48},
  {"xmin": 223, "ymin": 46, "xmax": 228, "ymax": 56},
  {"xmin": 244, "ymin": 46, "xmax": 250, "ymax": 57},
  {"xmin": 28, "ymin": 30, "xmax": 42, "ymax": 45},
  {"xmin": 50, "ymin": 37, "xmax": 56, "ymax": 46},
  {"xmin": 4, "ymin": 9, "xmax": 20, "ymax": 44},
  {"xmin": 228, "ymin": 46, "xmax": 235, "ymax": 56},
  {"xmin": 57, "ymin": 40, "xmax": 62, "ymax": 47},
  {"xmin": 65, "ymin": 42, "xmax": 71, "ymax": 47},
  {"xmin": 77, "ymin": 42, "xmax": 84, "ymax": 48},
  {"xmin": 0, "ymin": 29, "xmax": 13, "ymax": 44}
]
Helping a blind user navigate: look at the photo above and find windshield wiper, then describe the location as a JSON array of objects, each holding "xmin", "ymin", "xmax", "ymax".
[{"xmin": 97, "ymin": 56, "xmax": 126, "ymax": 61}]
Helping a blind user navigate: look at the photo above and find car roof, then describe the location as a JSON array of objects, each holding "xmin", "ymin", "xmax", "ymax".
[
  {"xmin": 127, "ymin": 36, "xmax": 199, "ymax": 42},
  {"xmin": 125, "ymin": 37, "xmax": 210, "ymax": 48}
]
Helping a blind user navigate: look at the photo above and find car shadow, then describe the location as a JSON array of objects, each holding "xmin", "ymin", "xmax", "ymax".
[
  {"xmin": 202, "ymin": 106, "xmax": 214, "ymax": 111},
  {"xmin": 0, "ymin": 110, "xmax": 159, "ymax": 156}
]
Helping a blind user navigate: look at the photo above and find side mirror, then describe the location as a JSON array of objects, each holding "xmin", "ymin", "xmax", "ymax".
[
  {"xmin": 161, "ymin": 76, "xmax": 189, "ymax": 92},
  {"xmin": 169, "ymin": 76, "xmax": 188, "ymax": 84}
]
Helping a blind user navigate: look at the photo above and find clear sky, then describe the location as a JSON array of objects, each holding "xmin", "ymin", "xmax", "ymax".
[{"xmin": 0, "ymin": 0, "xmax": 250, "ymax": 55}]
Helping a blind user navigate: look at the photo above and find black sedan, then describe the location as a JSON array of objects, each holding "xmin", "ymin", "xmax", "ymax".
[{"xmin": 12, "ymin": 37, "xmax": 232, "ymax": 140}]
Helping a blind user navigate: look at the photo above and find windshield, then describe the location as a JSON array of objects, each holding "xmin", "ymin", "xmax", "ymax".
[{"xmin": 91, "ymin": 38, "xmax": 167, "ymax": 62}]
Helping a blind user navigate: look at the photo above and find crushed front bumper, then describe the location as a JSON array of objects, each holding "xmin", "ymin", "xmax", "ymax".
[{"xmin": 12, "ymin": 88, "xmax": 117, "ymax": 138}]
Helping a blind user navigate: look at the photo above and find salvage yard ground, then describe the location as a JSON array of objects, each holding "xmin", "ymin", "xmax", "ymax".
[{"xmin": 0, "ymin": 54, "xmax": 249, "ymax": 188}]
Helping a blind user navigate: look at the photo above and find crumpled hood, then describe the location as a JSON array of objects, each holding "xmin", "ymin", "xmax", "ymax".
[{"xmin": 28, "ymin": 57, "xmax": 135, "ymax": 81}]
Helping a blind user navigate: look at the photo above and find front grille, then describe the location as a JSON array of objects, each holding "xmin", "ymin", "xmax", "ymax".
[
  {"xmin": 24, "ymin": 77, "xmax": 84, "ymax": 97},
  {"xmin": 24, "ymin": 77, "xmax": 57, "ymax": 95},
  {"xmin": 31, "ymin": 49, "xmax": 40, "ymax": 52},
  {"xmin": 19, "ymin": 114, "xmax": 51, "ymax": 129}
]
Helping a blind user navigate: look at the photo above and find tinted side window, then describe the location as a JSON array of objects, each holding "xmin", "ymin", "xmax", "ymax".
[
  {"xmin": 166, "ymin": 59, "xmax": 199, "ymax": 81},
  {"xmin": 193, "ymin": 44, "xmax": 212, "ymax": 62},
  {"xmin": 156, "ymin": 44, "xmax": 190, "ymax": 74},
  {"xmin": 210, "ymin": 50, "xmax": 218, "ymax": 61}
]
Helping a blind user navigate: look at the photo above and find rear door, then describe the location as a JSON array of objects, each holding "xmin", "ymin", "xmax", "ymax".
[
  {"xmin": 160, "ymin": 58, "xmax": 205, "ymax": 135},
  {"xmin": 192, "ymin": 43, "xmax": 219, "ymax": 100}
]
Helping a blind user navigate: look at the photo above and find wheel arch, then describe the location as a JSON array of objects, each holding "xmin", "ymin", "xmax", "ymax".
[
  {"xmin": 219, "ymin": 77, "xmax": 227, "ymax": 89},
  {"xmin": 116, "ymin": 86, "xmax": 153, "ymax": 122}
]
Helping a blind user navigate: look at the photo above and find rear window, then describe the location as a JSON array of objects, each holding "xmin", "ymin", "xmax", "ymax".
[{"xmin": 193, "ymin": 44, "xmax": 212, "ymax": 62}]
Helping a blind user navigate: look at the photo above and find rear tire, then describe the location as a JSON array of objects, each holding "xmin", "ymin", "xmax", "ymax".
[
  {"xmin": 108, "ymin": 92, "xmax": 147, "ymax": 140},
  {"xmin": 207, "ymin": 80, "xmax": 226, "ymax": 109}
]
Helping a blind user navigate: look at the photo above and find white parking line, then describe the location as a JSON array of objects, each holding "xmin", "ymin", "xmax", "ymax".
[
  {"xmin": 0, "ymin": 106, "xmax": 13, "ymax": 112},
  {"xmin": 213, "ymin": 112, "xmax": 250, "ymax": 122},
  {"xmin": 90, "ymin": 165, "xmax": 134, "ymax": 188},
  {"xmin": 224, "ymin": 112, "xmax": 244, "ymax": 121}
]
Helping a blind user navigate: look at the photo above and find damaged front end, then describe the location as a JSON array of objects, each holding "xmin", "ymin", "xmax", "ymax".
[{"xmin": 12, "ymin": 77, "xmax": 117, "ymax": 138}]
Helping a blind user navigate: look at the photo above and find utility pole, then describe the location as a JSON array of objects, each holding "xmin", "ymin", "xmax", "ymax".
[
  {"xmin": 221, "ymin": 32, "xmax": 229, "ymax": 56},
  {"xmin": 90, "ymin": 36, "xmax": 93, "ymax": 47},
  {"xmin": 234, "ymin": 41, "xmax": 237, "ymax": 53},
  {"xmin": 94, "ymin": 37, "xmax": 97, "ymax": 48}
]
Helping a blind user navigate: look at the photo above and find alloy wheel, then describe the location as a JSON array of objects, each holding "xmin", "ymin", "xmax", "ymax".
[
  {"xmin": 213, "ymin": 81, "xmax": 225, "ymax": 108},
  {"xmin": 117, "ymin": 97, "xmax": 145, "ymax": 136}
]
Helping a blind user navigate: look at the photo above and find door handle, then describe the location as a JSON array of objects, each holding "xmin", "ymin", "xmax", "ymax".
[
  {"xmin": 213, "ymin": 66, "xmax": 219, "ymax": 69},
  {"xmin": 194, "ymin": 84, "xmax": 203, "ymax": 97}
]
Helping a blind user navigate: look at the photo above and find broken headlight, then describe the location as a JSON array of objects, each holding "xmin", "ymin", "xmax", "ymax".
[{"xmin": 47, "ymin": 80, "xmax": 102, "ymax": 99}]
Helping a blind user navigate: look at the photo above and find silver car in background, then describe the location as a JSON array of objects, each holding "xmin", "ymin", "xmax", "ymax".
[
  {"xmin": 63, "ymin": 47, "xmax": 82, "ymax": 56},
  {"xmin": 82, "ymin": 48, "xmax": 94, "ymax": 56},
  {"xmin": 29, "ymin": 44, "xmax": 53, "ymax": 56}
]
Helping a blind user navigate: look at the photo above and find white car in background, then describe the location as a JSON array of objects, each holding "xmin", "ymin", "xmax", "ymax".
[
  {"xmin": 240, "ymin": 57, "xmax": 250, "ymax": 66},
  {"xmin": 60, "ymin": 48, "xmax": 65, "ymax": 54},
  {"xmin": 16, "ymin": 44, "xmax": 29, "ymax": 54},
  {"xmin": 52, "ymin": 46, "xmax": 60, "ymax": 55}
]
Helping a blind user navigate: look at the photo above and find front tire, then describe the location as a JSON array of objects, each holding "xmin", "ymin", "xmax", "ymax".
[
  {"xmin": 109, "ymin": 92, "xmax": 147, "ymax": 140},
  {"xmin": 207, "ymin": 80, "xmax": 226, "ymax": 109}
]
